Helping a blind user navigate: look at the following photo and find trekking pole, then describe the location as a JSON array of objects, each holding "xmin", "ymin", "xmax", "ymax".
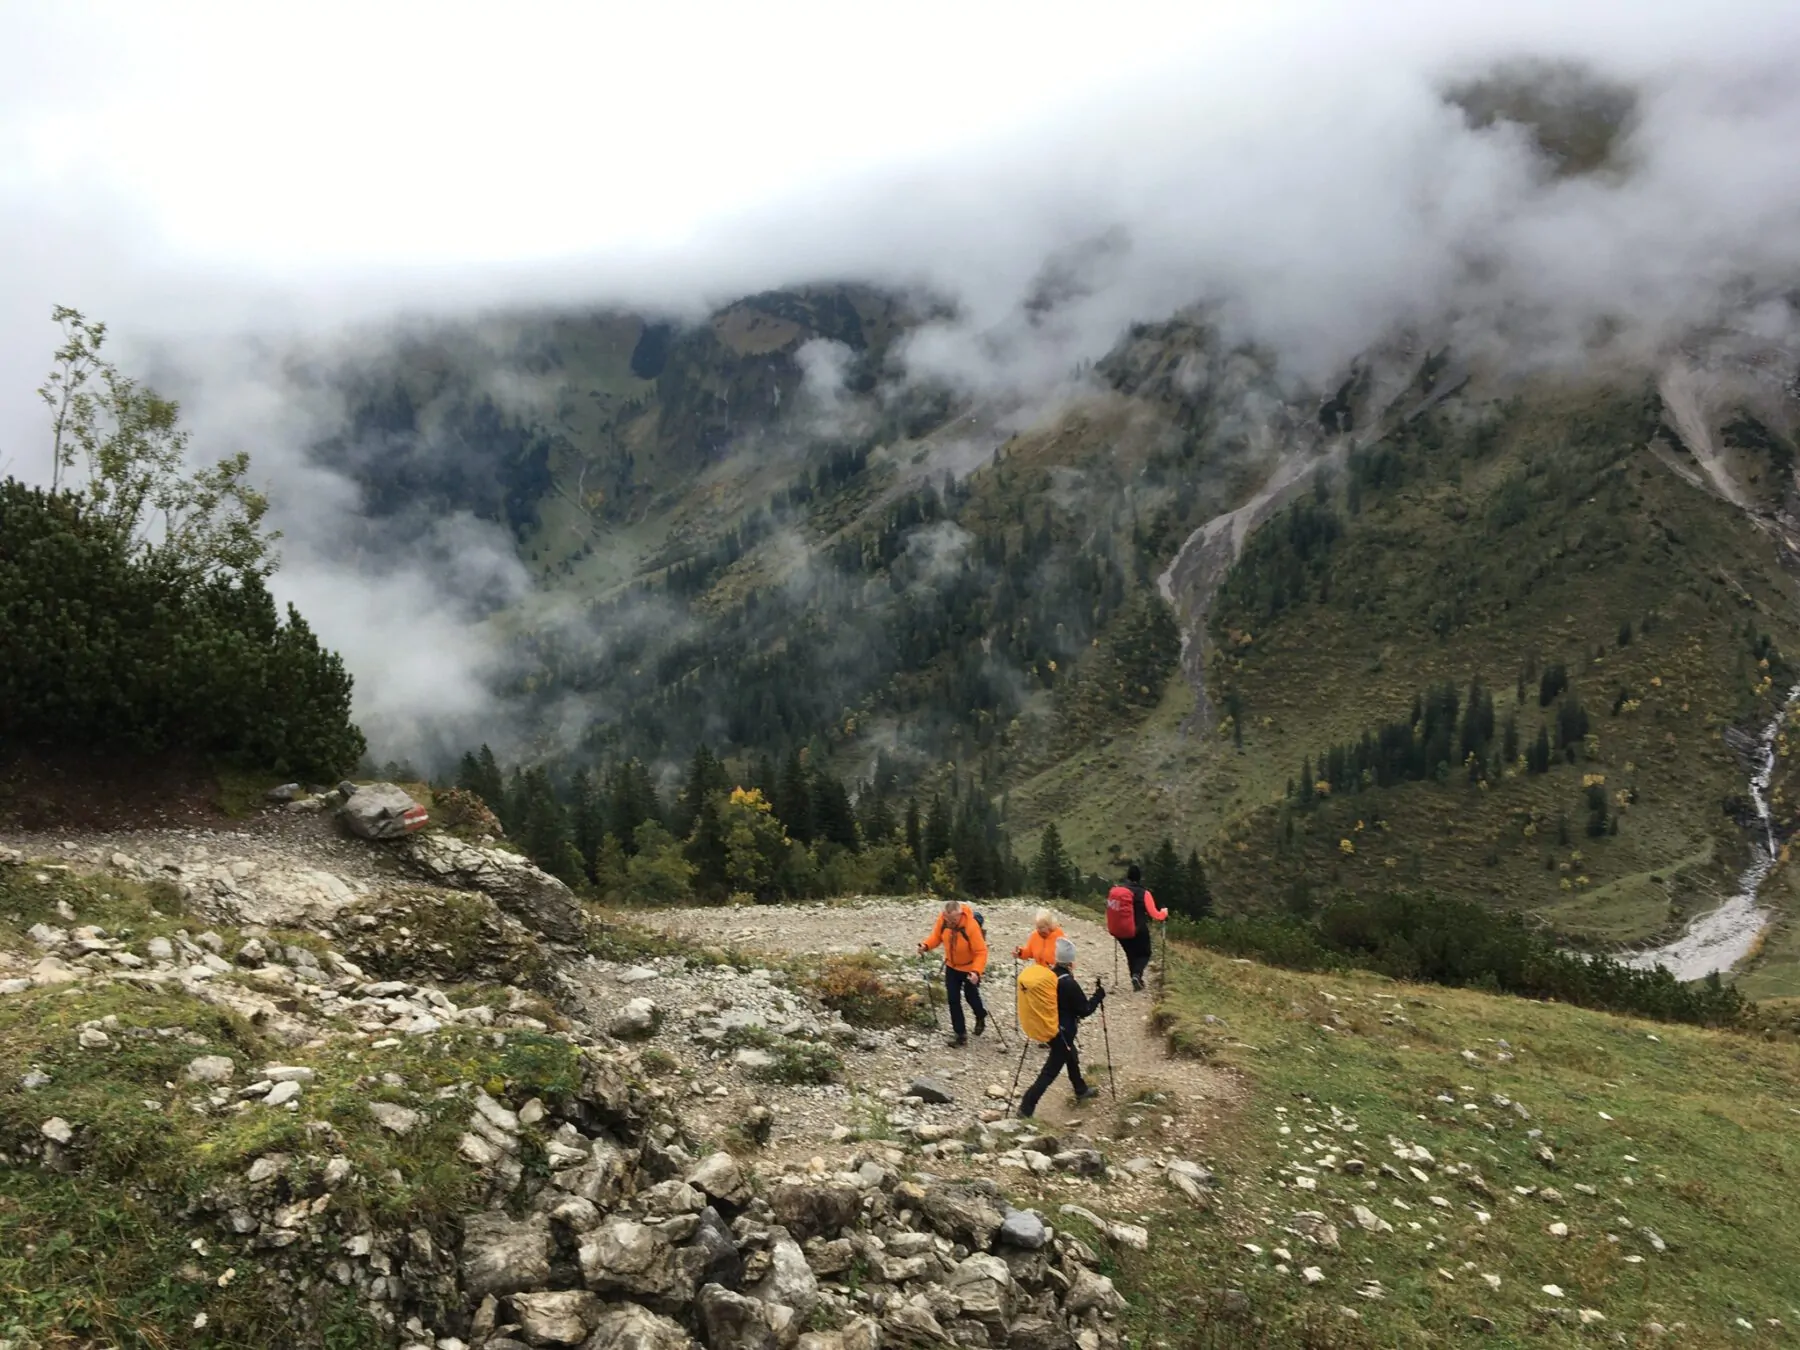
[
  {"xmin": 1012, "ymin": 955, "xmax": 1022, "ymax": 1036},
  {"xmin": 1004, "ymin": 1039, "xmax": 1032, "ymax": 1115},
  {"xmin": 1099, "ymin": 995, "xmax": 1118, "ymax": 1102}
]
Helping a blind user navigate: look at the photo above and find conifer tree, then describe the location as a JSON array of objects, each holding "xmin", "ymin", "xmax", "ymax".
[
  {"xmin": 923, "ymin": 794, "xmax": 952, "ymax": 866},
  {"xmin": 775, "ymin": 750, "xmax": 814, "ymax": 844},
  {"xmin": 674, "ymin": 745, "xmax": 727, "ymax": 838},
  {"xmin": 1032, "ymin": 822, "xmax": 1074, "ymax": 899},
  {"xmin": 570, "ymin": 767, "xmax": 607, "ymax": 881},
  {"xmin": 684, "ymin": 795, "xmax": 730, "ymax": 899},
  {"xmin": 1181, "ymin": 849, "xmax": 1212, "ymax": 919},
  {"xmin": 811, "ymin": 769, "xmax": 859, "ymax": 851},
  {"xmin": 1146, "ymin": 836, "xmax": 1183, "ymax": 912},
  {"xmin": 519, "ymin": 767, "xmax": 584, "ymax": 885}
]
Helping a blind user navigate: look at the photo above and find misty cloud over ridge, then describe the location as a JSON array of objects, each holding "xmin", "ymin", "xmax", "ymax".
[{"xmin": 4, "ymin": 0, "xmax": 1800, "ymax": 763}]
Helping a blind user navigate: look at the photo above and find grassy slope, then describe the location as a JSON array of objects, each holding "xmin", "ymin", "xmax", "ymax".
[
  {"xmin": 1040, "ymin": 380, "xmax": 1800, "ymax": 962},
  {"xmin": 0, "ymin": 867, "xmax": 578, "ymax": 1349},
  {"xmin": 1123, "ymin": 942, "xmax": 1800, "ymax": 1349}
]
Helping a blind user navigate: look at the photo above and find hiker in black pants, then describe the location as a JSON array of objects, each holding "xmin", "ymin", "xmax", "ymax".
[
  {"xmin": 1019, "ymin": 938, "xmax": 1105, "ymax": 1117},
  {"xmin": 1106, "ymin": 863, "xmax": 1167, "ymax": 991}
]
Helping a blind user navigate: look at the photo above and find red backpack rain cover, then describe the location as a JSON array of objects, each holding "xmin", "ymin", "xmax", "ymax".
[{"xmin": 1105, "ymin": 885, "xmax": 1139, "ymax": 939}]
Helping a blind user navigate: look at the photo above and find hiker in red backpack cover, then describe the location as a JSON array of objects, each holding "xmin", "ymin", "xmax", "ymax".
[{"xmin": 1106, "ymin": 863, "xmax": 1167, "ymax": 991}]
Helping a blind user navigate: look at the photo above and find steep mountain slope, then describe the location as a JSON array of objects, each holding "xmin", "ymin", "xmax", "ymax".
[{"xmin": 314, "ymin": 297, "xmax": 1800, "ymax": 976}]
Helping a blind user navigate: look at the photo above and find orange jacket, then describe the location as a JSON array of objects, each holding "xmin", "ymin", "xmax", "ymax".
[
  {"xmin": 1014, "ymin": 926, "xmax": 1066, "ymax": 967},
  {"xmin": 921, "ymin": 903, "xmax": 989, "ymax": 974}
]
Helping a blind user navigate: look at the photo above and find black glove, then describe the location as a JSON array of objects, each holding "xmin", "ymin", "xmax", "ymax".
[{"xmin": 1093, "ymin": 979, "xmax": 1106, "ymax": 1002}]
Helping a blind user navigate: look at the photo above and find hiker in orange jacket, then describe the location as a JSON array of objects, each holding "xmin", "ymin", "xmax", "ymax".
[
  {"xmin": 918, "ymin": 898, "xmax": 989, "ymax": 1046},
  {"xmin": 1014, "ymin": 909, "xmax": 1066, "ymax": 967},
  {"xmin": 1107, "ymin": 863, "xmax": 1167, "ymax": 991}
]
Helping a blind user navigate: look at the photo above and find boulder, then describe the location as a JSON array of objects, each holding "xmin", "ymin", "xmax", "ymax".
[
  {"xmin": 639, "ymin": 1179, "xmax": 705, "ymax": 1217},
  {"xmin": 402, "ymin": 832, "xmax": 585, "ymax": 943},
  {"xmin": 1064, "ymin": 1268, "xmax": 1125, "ymax": 1316},
  {"xmin": 369, "ymin": 1102, "xmax": 423, "ymax": 1135},
  {"xmin": 1004, "ymin": 1315, "xmax": 1080, "ymax": 1350},
  {"xmin": 1289, "ymin": 1211, "xmax": 1339, "ymax": 1251},
  {"xmin": 920, "ymin": 1183, "xmax": 1006, "ymax": 1249},
  {"xmin": 770, "ymin": 1181, "xmax": 861, "ymax": 1241},
  {"xmin": 688, "ymin": 1152, "xmax": 753, "ymax": 1208},
  {"xmin": 946, "ymin": 1252, "xmax": 1015, "ymax": 1323},
  {"xmin": 687, "ymin": 1206, "xmax": 745, "ymax": 1290},
  {"xmin": 909, "ymin": 1075, "xmax": 954, "ymax": 1104},
  {"xmin": 749, "ymin": 1235, "xmax": 817, "ymax": 1318},
  {"xmin": 579, "ymin": 1219, "xmax": 710, "ymax": 1311},
  {"xmin": 461, "ymin": 1211, "xmax": 552, "ymax": 1298},
  {"xmin": 184, "ymin": 1054, "xmax": 235, "ymax": 1084},
  {"xmin": 340, "ymin": 782, "xmax": 429, "ymax": 840},
  {"xmin": 551, "ymin": 1133, "xmax": 633, "ymax": 1208},
  {"xmin": 795, "ymin": 1319, "xmax": 879, "ymax": 1350},
  {"xmin": 802, "ymin": 1237, "xmax": 854, "ymax": 1277},
  {"xmin": 610, "ymin": 998, "xmax": 661, "ymax": 1040},
  {"xmin": 696, "ymin": 1283, "xmax": 780, "ymax": 1350},
  {"xmin": 580, "ymin": 1301, "xmax": 699, "ymax": 1350},
  {"xmin": 510, "ymin": 1290, "xmax": 603, "ymax": 1345},
  {"xmin": 997, "ymin": 1209, "xmax": 1050, "ymax": 1251}
]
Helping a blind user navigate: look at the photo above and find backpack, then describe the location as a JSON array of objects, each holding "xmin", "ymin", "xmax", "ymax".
[
  {"xmin": 1105, "ymin": 885, "xmax": 1140, "ymax": 939},
  {"xmin": 972, "ymin": 908, "xmax": 986, "ymax": 936},
  {"xmin": 1017, "ymin": 962, "xmax": 1060, "ymax": 1044}
]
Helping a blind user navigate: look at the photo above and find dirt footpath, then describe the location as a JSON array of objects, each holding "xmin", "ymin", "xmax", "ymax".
[{"xmin": 628, "ymin": 898, "xmax": 1239, "ymax": 1131}]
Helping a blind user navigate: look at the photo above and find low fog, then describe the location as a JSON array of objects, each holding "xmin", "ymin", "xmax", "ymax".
[{"xmin": 4, "ymin": 0, "xmax": 1800, "ymax": 763}]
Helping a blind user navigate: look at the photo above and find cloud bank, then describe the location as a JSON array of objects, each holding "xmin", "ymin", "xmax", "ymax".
[{"xmin": 4, "ymin": 0, "xmax": 1800, "ymax": 761}]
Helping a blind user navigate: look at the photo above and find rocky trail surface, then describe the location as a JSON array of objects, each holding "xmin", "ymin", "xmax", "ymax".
[
  {"xmin": 620, "ymin": 899, "xmax": 1237, "ymax": 1150},
  {"xmin": 0, "ymin": 799, "xmax": 1238, "ymax": 1350}
]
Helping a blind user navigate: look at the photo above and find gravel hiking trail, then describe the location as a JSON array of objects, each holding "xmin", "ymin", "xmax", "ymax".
[{"xmin": 628, "ymin": 898, "xmax": 1241, "ymax": 1140}]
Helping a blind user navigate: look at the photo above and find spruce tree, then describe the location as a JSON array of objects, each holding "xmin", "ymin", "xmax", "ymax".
[
  {"xmin": 570, "ymin": 767, "xmax": 607, "ymax": 881},
  {"xmin": 1181, "ymin": 849, "xmax": 1212, "ymax": 919},
  {"xmin": 923, "ymin": 794, "xmax": 952, "ymax": 866},
  {"xmin": 904, "ymin": 799, "xmax": 924, "ymax": 877},
  {"xmin": 1146, "ymin": 836, "xmax": 1183, "ymax": 912},
  {"xmin": 775, "ymin": 750, "xmax": 814, "ymax": 844},
  {"xmin": 1032, "ymin": 822, "xmax": 1074, "ymax": 899},
  {"xmin": 674, "ymin": 745, "xmax": 727, "ymax": 838},
  {"xmin": 467, "ymin": 744, "xmax": 505, "ymax": 812},
  {"xmin": 811, "ymin": 770, "xmax": 859, "ymax": 851},
  {"xmin": 684, "ymin": 795, "xmax": 730, "ymax": 900}
]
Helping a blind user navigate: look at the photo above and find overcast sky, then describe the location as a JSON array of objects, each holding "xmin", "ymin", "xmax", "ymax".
[{"xmin": 5, "ymin": 0, "xmax": 1800, "ymax": 759}]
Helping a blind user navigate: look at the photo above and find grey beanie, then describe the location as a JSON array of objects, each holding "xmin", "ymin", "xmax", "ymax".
[{"xmin": 1054, "ymin": 937, "xmax": 1076, "ymax": 965}]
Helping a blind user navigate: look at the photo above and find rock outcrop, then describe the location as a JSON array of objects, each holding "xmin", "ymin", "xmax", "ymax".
[{"xmin": 401, "ymin": 833, "xmax": 586, "ymax": 944}]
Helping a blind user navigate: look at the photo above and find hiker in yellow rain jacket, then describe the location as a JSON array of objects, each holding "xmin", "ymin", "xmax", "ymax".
[
  {"xmin": 1014, "ymin": 909, "xmax": 1066, "ymax": 967},
  {"xmin": 918, "ymin": 899, "xmax": 989, "ymax": 1047}
]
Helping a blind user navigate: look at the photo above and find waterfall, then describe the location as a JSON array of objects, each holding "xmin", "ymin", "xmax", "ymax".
[{"xmin": 1625, "ymin": 683, "xmax": 1800, "ymax": 981}]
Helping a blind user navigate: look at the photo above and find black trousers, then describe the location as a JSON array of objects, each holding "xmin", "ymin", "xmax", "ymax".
[
  {"xmin": 945, "ymin": 967, "xmax": 986, "ymax": 1039},
  {"xmin": 1019, "ymin": 1036, "xmax": 1087, "ymax": 1116},
  {"xmin": 1118, "ymin": 931, "xmax": 1153, "ymax": 982}
]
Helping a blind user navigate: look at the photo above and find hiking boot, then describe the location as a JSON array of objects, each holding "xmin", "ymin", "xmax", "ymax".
[
  {"xmin": 1075, "ymin": 1087, "xmax": 1103, "ymax": 1102},
  {"xmin": 973, "ymin": 1011, "xmax": 987, "ymax": 1038},
  {"xmin": 947, "ymin": 1034, "xmax": 968, "ymax": 1047},
  {"xmin": 1131, "ymin": 975, "xmax": 1146, "ymax": 992}
]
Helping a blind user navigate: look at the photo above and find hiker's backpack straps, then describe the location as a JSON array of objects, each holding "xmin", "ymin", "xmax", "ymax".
[{"xmin": 1017, "ymin": 963, "xmax": 1059, "ymax": 1043}]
